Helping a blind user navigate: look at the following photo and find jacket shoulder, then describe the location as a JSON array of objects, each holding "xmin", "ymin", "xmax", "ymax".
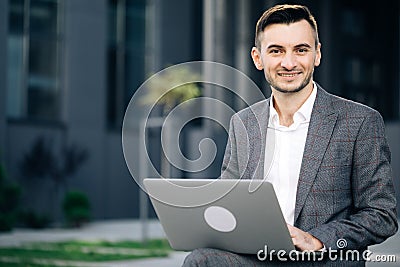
[
  {"xmin": 318, "ymin": 87, "xmax": 382, "ymax": 118},
  {"xmin": 233, "ymin": 99, "xmax": 269, "ymax": 121}
]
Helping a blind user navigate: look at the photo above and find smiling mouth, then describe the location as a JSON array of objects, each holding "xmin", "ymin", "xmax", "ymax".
[{"xmin": 278, "ymin": 72, "xmax": 301, "ymax": 77}]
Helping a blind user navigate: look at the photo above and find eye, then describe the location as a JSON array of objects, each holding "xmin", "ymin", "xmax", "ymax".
[
  {"xmin": 296, "ymin": 48, "xmax": 309, "ymax": 54},
  {"xmin": 268, "ymin": 49, "xmax": 282, "ymax": 55}
]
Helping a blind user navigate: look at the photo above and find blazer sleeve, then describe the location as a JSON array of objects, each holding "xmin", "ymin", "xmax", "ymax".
[
  {"xmin": 221, "ymin": 115, "xmax": 240, "ymax": 179},
  {"xmin": 309, "ymin": 111, "xmax": 398, "ymax": 250}
]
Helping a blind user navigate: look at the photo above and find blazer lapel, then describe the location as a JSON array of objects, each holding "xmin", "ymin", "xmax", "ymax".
[
  {"xmin": 247, "ymin": 99, "xmax": 270, "ymax": 180},
  {"xmin": 294, "ymin": 86, "xmax": 338, "ymax": 223}
]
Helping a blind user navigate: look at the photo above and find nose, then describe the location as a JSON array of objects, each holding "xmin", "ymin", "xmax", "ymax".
[{"xmin": 281, "ymin": 52, "xmax": 297, "ymax": 70}]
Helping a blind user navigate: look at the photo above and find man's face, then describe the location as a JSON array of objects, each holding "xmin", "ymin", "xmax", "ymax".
[{"xmin": 251, "ymin": 20, "xmax": 321, "ymax": 94}]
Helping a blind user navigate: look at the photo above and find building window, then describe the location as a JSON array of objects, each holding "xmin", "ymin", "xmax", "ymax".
[
  {"xmin": 7, "ymin": 0, "xmax": 63, "ymax": 121},
  {"xmin": 107, "ymin": 0, "xmax": 146, "ymax": 128},
  {"xmin": 336, "ymin": 3, "xmax": 399, "ymax": 120}
]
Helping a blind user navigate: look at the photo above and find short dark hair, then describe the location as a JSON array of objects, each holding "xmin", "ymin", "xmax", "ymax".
[{"xmin": 255, "ymin": 4, "xmax": 319, "ymax": 49}]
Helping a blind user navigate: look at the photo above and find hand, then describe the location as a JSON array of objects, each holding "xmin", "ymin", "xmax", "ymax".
[{"xmin": 287, "ymin": 224, "xmax": 323, "ymax": 251}]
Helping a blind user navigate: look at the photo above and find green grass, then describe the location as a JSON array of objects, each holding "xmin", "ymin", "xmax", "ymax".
[
  {"xmin": 0, "ymin": 263, "xmax": 77, "ymax": 267},
  {"xmin": 0, "ymin": 239, "xmax": 171, "ymax": 266}
]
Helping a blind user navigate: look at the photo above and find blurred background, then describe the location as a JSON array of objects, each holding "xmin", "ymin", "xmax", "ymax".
[{"xmin": 0, "ymin": 0, "xmax": 399, "ymax": 228}]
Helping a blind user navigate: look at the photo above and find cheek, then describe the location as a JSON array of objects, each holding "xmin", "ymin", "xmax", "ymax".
[{"xmin": 261, "ymin": 57, "xmax": 279, "ymax": 70}]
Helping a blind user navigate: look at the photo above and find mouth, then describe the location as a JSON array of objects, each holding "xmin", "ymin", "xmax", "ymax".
[{"xmin": 278, "ymin": 72, "xmax": 301, "ymax": 78}]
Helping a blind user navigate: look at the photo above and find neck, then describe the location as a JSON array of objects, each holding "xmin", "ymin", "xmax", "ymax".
[{"xmin": 272, "ymin": 82, "xmax": 314, "ymax": 127}]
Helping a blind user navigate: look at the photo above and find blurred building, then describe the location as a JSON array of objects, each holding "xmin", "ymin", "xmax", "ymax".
[{"xmin": 0, "ymin": 0, "xmax": 399, "ymax": 222}]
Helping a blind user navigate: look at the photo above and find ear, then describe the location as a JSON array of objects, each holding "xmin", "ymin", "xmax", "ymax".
[
  {"xmin": 314, "ymin": 43, "xmax": 322, "ymax": 67},
  {"xmin": 251, "ymin": 47, "xmax": 264, "ymax": 70}
]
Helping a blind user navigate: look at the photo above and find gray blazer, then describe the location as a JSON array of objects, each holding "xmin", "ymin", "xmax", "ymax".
[{"xmin": 221, "ymin": 84, "xmax": 398, "ymax": 252}]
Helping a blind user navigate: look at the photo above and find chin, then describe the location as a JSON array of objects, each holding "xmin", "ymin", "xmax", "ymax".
[{"xmin": 275, "ymin": 84, "xmax": 305, "ymax": 94}]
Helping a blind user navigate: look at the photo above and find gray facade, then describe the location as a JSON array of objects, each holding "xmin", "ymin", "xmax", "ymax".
[
  {"xmin": 1, "ymin": 0, "xmax": 399, "ymax": 223},
  {"xmin": 0, "ymin": 0, "xmax": 8, "ymax": 163}
]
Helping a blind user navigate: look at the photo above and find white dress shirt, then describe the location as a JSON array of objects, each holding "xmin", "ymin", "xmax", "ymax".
[{"xmin": 264, "ymin": 84, "xmax": 317, "ymax": 225}]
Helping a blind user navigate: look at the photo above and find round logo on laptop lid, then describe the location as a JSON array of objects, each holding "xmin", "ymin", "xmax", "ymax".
[{"xmin": 204, "ymin": 206, "xmax": 237, "ymax": 232}]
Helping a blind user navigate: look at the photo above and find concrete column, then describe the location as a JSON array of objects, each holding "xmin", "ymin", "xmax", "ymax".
[
  {"xmin": 398, "ymin": 7, "xmax": 400, "ymax": 118},
  {"xmin": 0, "ymin": 0, "xmax": 8, "ymax": 164},
  {"xmin": 63, "ymin": 0, "xmax": 108, "ymax": 219},
  {"xmin": 202, "ymin": 0, "xmax": 217, "ymax": 127},
  {"xmin": 145, "ymin": 0, "xmax": 161, "ymax": 73},
  {"xmin": 202, "ymin": 0, "xmax": 232, "ymax": 127},
  {"xmin": 235, "ymin": 0, "xmax": 252, "ymax": 110},
  {"xmin": 319, "ymin": 0, "xmax": 332, "ymax": 89}
]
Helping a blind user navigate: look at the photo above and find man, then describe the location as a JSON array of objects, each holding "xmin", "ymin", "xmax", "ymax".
[{"xmin": 183, "ymin": 4, "xmax": 397, "ymax": 266}]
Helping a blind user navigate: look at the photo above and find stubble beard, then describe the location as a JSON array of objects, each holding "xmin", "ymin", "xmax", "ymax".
[{"xmin": 266, "ymin": 70, "xmax": 313, "ymax": 94}]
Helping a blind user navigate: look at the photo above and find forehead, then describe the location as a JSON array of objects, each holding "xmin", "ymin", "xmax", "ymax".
[{"xmin": 259, "ymin": 20, "xmax": 315, "ymax": 49}]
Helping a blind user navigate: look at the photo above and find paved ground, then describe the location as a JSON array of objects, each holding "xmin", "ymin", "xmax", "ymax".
[
  {"xmin": 0, "ymin": 219, "xmax": 189, "ymax": 267},
  {"xmin": 0, "ymin": 219, "xmax": 399, "ymax": 266}
]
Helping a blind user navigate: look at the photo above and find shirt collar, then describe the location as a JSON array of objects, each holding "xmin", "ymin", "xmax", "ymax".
[{"xmin": 269, "ymin": 82, "xmax": 317, "ymax": 128}]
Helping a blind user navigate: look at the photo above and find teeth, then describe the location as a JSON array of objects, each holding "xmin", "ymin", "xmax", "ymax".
[{"xmin": 280, "ymin": 73, "xmax": 297, "ymax": 77}]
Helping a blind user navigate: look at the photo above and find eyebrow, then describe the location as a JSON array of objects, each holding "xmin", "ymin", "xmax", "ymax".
[
  {"xmin": 266, "ymin": 43, "xmax": 313, "ymax": 50},
  {"xmin": 266, "ymin": 44, "xmax": 284, "ymax": 50},
  {"xmin": 294, "ymin": 43, "xmax": 312, "ymax": 49}
]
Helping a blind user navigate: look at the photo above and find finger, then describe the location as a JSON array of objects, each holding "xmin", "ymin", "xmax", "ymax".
[
  {"xmin": 286, "ymin": 223, "xmax": 294, "ymax": 233},
  {"xmin": 286, "ymin": 224, "xmax": 298, "ymax": 237}
]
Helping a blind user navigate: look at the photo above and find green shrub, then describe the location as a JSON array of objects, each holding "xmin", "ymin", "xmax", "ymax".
[
  {"xmin": 19, "ymin": 210, "xmax": 50, "ymax": 229},
  {"xmin": 62, "ymin": 191, "xmax": 90, "ymax": 227},
  {"xmin": 0, "ymin": 213, "xmax": 16, "ymax": 232},
  {"xmin": 0, "ymin": 164, "xmax": 20, "ymax": 231}
]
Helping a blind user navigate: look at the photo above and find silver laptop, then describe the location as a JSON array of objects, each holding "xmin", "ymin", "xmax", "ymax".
[{"xmin": 143, "ymin": 178, "xmax": 296, "ymax": 254}]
